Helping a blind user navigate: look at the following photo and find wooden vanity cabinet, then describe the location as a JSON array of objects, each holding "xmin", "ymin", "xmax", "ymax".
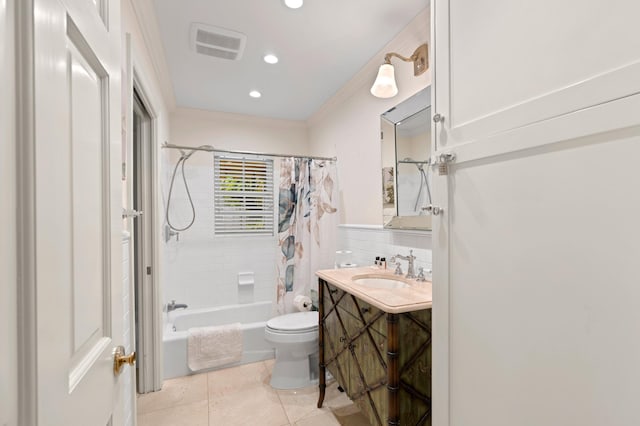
[{"xmin": 317, "ymin": 278, "xmax": 432, "ymax": 426}]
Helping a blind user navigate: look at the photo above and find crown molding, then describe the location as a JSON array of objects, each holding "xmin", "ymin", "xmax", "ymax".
[{"xmin": 129, "ymin": 0, "xmax": 177, "ymax": 110}]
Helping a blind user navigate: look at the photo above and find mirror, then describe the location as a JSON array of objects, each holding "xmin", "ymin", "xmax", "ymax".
[{"xmin": 381, "ymin": 87, "xmax": 432, "ymax": 230}]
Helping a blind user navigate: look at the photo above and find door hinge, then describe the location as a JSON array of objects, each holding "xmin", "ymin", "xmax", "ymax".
[
  {"xmin": 433, "ymin": 152, "xmax": 456, "ymax": 175},
  {"xmin": 146, "ymin": 266, "xmax": 152, "ymax": 276}
]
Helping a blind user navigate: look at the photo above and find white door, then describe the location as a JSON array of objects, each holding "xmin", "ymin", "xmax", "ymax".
[
  {"xmin": 431, "ymin": 1, "xmax": 640, "ymax": 425},
  {"xmin": 30, "ymin": 0, "xmax": 126, "ymax": 424},
  {"xmin": 1, "ymin": 0, "xmax": 17, "ymax": 424}
]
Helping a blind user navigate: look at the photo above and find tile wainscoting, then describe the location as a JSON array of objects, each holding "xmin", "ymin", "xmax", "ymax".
[{"xmin": 337, "ymin": 224, "xmax": 432, "ymax": 276}]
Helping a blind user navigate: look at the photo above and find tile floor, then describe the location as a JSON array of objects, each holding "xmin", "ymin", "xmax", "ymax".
[{"xmin": 137, "ymin": 359, "xmax": 371, "ymax": 426}]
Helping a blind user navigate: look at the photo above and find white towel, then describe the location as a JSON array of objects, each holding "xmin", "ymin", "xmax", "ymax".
[{"xmin": 187, "ymin": 323, "xmax": 243, "ymax": 372}]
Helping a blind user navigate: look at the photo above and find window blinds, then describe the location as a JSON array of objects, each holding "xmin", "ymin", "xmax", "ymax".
[{"xmin": 213, "ymin": 156, "xmax": 274, "ymax": 236}]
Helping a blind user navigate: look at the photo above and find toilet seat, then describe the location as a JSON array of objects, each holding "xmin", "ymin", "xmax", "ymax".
[{"xmin": 266, "ymin": 311, "xmax": 318, "ymax": 334}]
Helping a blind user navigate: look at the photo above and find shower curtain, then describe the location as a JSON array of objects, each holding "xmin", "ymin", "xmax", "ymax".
[{"xmin": 276, "ymin": 158, "xmax": 338, "ymax": 314}]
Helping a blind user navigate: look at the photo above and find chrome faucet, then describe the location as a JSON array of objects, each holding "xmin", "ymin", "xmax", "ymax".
[
  {"xmin": 390, "ymin": 250, "xmax": 417, "ymax": 279},
  {"xmin": 166, "ymin": 300, "xmax": 188, "ymax": 313}
]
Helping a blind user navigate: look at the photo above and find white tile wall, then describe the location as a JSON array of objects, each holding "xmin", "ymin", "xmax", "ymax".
[
  {"xmin": 163, "ymin": 163, "xmax": 277, "ymax": 309},
  {"xmin": 337, "ymin": 224, "xmax": 432, "ymax": 277}
]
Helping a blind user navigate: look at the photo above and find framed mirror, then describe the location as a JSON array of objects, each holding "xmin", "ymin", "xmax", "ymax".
[{"xmin": 381, "ymin": 87, "xmax": 432, "ymax": 230}]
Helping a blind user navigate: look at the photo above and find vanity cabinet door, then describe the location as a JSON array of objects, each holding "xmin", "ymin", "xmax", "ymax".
[
  {"xmin": 398, "ymin": 310, "xmax": 432, "ymax": 426},
  {"xmin": 336, "ymin": 291, "xmax": 358, "ymax": 318},
  {"xmin": 351, "ymin": 325, "xmax": 388, "ymax": 425},
  {"xmin": 322, "ymin": 284, "xmax": 351, "ymax": 394},
  {"xmin": 357, "ymin": 300, "xmax": 387, "ymax": 338},
  {"xmin": 337, "ymin": 296, "xmax": 389, "ymax": 424},
  {"xmin": 338, "ymin": 312, "xmax": 363, "ymax": 400}
]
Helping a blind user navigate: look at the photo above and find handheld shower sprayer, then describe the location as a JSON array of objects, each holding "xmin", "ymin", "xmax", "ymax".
[{"xmin": 165, "ymin": 145, "xmax": 213, "ymax": 239}]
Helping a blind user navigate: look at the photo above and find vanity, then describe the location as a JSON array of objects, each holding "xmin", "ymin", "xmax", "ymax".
[{"xmin": 316, "ymin": 267, "xmax": 433, "ymax": 426}]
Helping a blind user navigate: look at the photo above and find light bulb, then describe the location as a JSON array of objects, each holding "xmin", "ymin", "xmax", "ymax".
[
  {"xmin": 284, "ymin": 0, "xmax": 303, "ymax": 9},
  {"xmin": 264, "ymin": 54, "xmax": 279, "ymax": 64}
]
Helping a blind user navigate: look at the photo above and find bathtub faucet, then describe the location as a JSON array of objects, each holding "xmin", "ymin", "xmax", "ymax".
[{"xmin": 167, "ymin": 300, "xmax": 188, "ymax": 313}]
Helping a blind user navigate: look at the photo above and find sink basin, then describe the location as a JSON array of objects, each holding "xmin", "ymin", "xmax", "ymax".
[{"xmin": 352, "ymin": 274, "xmax": 409, "ymax": 289}]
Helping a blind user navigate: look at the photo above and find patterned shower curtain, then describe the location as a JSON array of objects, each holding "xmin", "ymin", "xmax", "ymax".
[{"xmin": 276, "ymin": 158, "xmax": 338, "ymax": 314}]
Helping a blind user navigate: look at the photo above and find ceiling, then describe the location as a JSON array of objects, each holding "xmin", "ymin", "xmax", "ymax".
[{"xmin": 151, "ymin": 0, "xmax": 428, "ymax": 121}]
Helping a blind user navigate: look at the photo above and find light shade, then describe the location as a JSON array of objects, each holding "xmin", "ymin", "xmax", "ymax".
[
  {"xmin": 370, "ymin": 63, "xmax": 398, "ymax": 98},
  {"xmin": 284, "ymin": 0, "xmax": 303, "ymax": 9}
]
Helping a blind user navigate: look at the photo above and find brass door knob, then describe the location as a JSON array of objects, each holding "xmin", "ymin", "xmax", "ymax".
[{"xmin": 113, "ymin": 345, "xmax": 136, "ymax": 376}]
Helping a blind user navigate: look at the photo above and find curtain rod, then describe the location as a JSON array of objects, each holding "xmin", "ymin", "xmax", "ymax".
[
  {"xmin": 162, "ymin": 143, "xmax": 337, "ymax": 162},
  {"xmin": 397, "ymin": 159, "xmax": 431, "ymax": 165}
]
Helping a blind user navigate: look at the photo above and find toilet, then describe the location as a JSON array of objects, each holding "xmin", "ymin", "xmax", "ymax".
[{"xmin": 264, "ymin": 311, "xmax": 319, "ymax": 389}]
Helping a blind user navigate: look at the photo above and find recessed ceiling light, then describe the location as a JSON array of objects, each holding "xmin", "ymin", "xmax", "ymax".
[
  {"xmin": 284, "ymin": 0, "xmax": 303, "ymax": 9},
  {"xmin": 249, "ymin": 90, "xmax": 262, "ymax": 98},
  {"xmin": 264, "ymin": 54, "xmax": 279, "ymax": 64}
]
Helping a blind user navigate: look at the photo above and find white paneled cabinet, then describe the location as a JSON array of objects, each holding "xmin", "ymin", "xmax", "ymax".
[
  {"xmin": 431, "ymin": 1, "xmax": 640, "ymax": 425},
  {"xmin": 433, "ymin": 0, "xmax": 640, "ymax": 155}
]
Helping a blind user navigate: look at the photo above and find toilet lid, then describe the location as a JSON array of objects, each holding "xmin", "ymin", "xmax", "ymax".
[{"xmin": 266, "ymin": 311, "xmax": 318, "ymax": 333}]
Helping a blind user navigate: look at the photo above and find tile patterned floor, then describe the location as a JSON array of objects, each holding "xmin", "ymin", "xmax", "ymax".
[{"xmin": 137, "ymin": 359, "xmax": 371, "ymax": 426}]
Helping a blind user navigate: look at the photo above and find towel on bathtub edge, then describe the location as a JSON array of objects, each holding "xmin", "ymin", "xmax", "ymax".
[{"xmin": 187, "ymin": 322, "xmax": 243, "ymax": 372}]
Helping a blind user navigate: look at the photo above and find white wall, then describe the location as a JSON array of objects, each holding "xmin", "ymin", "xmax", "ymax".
[
  {"xmin": 122, "ymin": 0, "xmax": 173, "ymax": 213},
  {"xmin": 169, "ymin": 107, "xmax": 309, "ymax": 164},
  {"xmin": 0, "ymin": 0, "xmax": 17, "ymax": 424},
  {"xmin": 308, "ymin": 8, "xmax": 431, "ymax": 225}
]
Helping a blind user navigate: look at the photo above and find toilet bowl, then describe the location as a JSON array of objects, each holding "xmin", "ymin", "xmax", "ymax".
[{"xmin": 264, "ymin": 311, "xmax": 319, "ymax": 389}]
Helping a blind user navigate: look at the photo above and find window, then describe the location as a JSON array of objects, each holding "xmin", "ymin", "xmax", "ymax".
[{"xmin": 213, "ymin": 155, "xmax": 274, "ymax": 236}]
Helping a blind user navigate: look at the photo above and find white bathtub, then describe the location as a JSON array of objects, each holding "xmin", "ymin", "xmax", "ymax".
[{"xmin": 163, "ymin": 301, "xmax": 275, "ymax": 379}]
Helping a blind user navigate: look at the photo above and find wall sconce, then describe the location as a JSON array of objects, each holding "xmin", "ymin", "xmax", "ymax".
[{"xmin": 370, "ymin": 43, "xmax": 428, "ymax": 98}]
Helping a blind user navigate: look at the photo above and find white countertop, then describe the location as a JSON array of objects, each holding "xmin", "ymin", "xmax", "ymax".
[{"xmin": 316, "ymin": 266, "xmax": 432, "ymax": 314}]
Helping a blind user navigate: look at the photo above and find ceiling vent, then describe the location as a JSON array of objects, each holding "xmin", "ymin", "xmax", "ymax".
[{"xmin": 190, "ymin": 23, "xmax": 247, "ymax": 61}]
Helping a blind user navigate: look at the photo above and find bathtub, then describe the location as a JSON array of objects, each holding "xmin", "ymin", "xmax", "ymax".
[{"xmin": 163, "ymin": 301, "xmax": 275, "ymax": 379}]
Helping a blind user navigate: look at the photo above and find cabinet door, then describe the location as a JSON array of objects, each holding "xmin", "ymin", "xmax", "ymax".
[
  {"xmin": 351, "ymin": 325, "xmax": 388, "ymax": 426},
  {"xmin": 432, "ymin": 1, "xmax": 640, "ymax": 426},
  {"xmin": 399, "ymin": 310, "xmax": 432, "ymax": 426},
  {"xmin": 323, "ymin": 284, "xmax": 351, "ymax": 394},
  {"xmin": 358, "ymin": 299, "xmax": 387, "ymax": 338},
  {"xmin": 432, "ymin": 0, "xmax": 640, "ymax": 155}
]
